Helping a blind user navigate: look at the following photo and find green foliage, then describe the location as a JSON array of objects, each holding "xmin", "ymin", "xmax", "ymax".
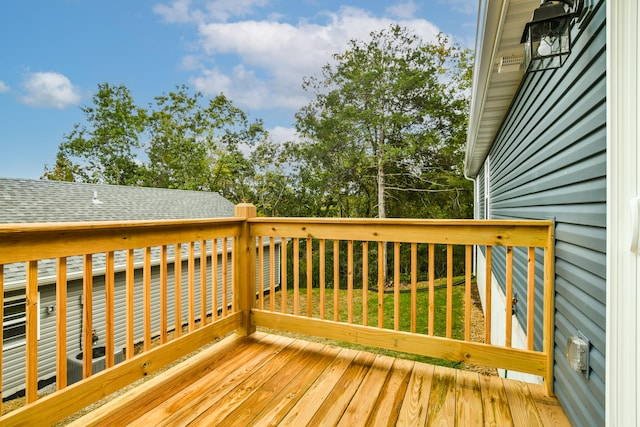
[
  {"xmin": 44, "ymin": 84, "xmax": 267, "ymax": 204},
  {"xmin": 266, "ymin": 285, "xmax": 465, "ymax": 367},
  {"xmin": 143, "ymin": 86, "xmax": 267, "ymax": 201},
  {"xmin": 44, "ymin": 26, "xmax": 474, "ymax": 221},
  {"xmin": 44, "ymin": 83, "xmax": 147, "ymax": 185},
  {"xmin": 282, "ymin": 239, "xmax": 468, "ymax": 294},
  {"xmin": 294, "ymin": 25, "xmax": 474, "ymax": 219}
]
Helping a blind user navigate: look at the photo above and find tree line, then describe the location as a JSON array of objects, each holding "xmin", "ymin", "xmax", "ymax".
[{"xmin": 44, "ymin": 25, "xmax": 474, "ymax": 220}]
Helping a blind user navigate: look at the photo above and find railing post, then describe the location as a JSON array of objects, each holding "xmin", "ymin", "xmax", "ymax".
[
  {"xmin": 235, "ymin": 203, "xmax": 257, "ymax": 336},
  {"xmin": 543, "ymin": 223, "xmax": 556, "ymax": 395}
]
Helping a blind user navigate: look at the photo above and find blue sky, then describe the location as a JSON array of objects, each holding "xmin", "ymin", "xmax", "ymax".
[{"xmin": 0, "ymin": 0, "xmax": 477, "ymax": 180}]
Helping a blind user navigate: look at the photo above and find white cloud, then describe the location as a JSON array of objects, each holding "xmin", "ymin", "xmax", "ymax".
[
  {"xmin": 155, "ymin": 0, "xmax": 269, "ymax": 23},
  {"xmin": 442, "ymin": 0, "xmax": 477, "ymax": 15},
  {"xmin": 187, "ymin": 6, "xmax": 440, "ymax": 110},
  {"xmin": 269, "ymin": 126, "xmax": 298, "ymax": 144},
  {"xmin": 19, "ymin": 71, "xmax": 81, "ymax": 109},
  {"xmin": 386, "ymin": 1, "xmax": 420, "ymax": 19},
  {"xmin": 204, "ymin": 0, "xmax": 269, "ymax": 22},
  {"xmin": 0, "ymin": 81, "xmax": 9, "ymax": 93},
  {"xmin": 153, "ymin": 0, "xmax": 198, "ymax": 23}
]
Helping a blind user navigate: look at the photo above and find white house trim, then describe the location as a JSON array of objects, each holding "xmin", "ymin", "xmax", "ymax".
[{"xmin": 606, "ymin": 1, "xmax": 640, "ymax": 425}]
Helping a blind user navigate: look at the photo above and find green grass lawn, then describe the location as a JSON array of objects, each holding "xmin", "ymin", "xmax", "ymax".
[{"xmin": 259, "ymin": 280, "xmax": 468, "ymax": 367}]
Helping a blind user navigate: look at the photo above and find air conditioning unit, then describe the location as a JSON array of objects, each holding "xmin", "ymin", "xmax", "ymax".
[{"xmin": 67, "ymin": 347, "xmax": 124, "ymax": 385}]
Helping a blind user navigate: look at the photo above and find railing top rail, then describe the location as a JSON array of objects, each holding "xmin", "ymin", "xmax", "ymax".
[
  {"xmin": 0, "ymin": 217, "xmax": 245, "ymax": 264},
  {"xmin": 0, "ymin": 216, "xmax": 244, "ymax": 234},
  {"xmin": 249, "ymin": 218, "xmax": 554, "ymax": 248},
  {"xmin": 249, "ymin": 217, "xmax": 554, "ymax": 227}
]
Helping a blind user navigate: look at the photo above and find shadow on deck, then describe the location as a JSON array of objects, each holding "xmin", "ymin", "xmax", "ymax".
[{"xmin": 68, "ymin": 332, "xmax": 570, "ymax": 426}]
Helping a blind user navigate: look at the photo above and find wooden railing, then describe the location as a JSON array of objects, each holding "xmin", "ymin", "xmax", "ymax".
[
  {"xmin": 0, "ymin": 203, "xmax": 554, "ymax": 425},
  {"xmin": 0, "ymin": 215, "xmax": 246, "ymax": 425},
  {"xmin": 247, "ymin": 212, "xmax": 555, "ymax": 394}
]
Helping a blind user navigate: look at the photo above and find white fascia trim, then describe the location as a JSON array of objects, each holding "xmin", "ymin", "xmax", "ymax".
[
  {"xmin": 606, "ymin": 1, "xmax": 640, "ymax": 425},
  {"xmin": 465, "ymin": 0, "xmax": 508, "ymax": 177}
]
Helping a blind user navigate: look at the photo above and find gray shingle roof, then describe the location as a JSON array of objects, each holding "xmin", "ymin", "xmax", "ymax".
[
  {"xmin": 1, "ymin": 178, "xmax": 237, "ymax": 289},
  {"xmin": 0, "ymin": 178, "xmax": 235, "ymax": 223}
]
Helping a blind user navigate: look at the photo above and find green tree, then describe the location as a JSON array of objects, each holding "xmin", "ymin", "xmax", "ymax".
[
  {"xmin": 44, "ymin": 83, "xmax": 268, "ymax": 205},
  {"xmin": 143, "ymin": 86, "xmax": 212, "ymax": 190},
  {"xmin": 47, "ymin": 83, "xmax": 147, "ymax": 185},
  {"xmin": 295, "ymin": 25, "xmax": 474, "ymax": 220},
  {"xmin": 143, "ymin": 86, "xmax": 268, "ymax": 201}
]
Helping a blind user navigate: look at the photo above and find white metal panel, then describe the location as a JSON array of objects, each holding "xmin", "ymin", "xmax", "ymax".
[{"xmin": 606, "ymin": 1, "xmax": 640, "ymax": 425}]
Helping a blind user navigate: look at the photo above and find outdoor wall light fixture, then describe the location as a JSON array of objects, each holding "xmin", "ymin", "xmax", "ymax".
[
  {"xmin": 566, "ymin": 331, "xmax": 589, "ymax": 379},
  {"xmin": 521, "ymin": 0, "xmax": 583, "ymax": 72}
]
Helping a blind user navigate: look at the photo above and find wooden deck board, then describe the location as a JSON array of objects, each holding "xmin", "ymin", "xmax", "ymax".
[
  {"xmin": 222, "ymin": 341, "xmax": 341, "ymax": 426},
  {"xmin": 337, "ymin": 354, "xmax": 394, "ymax": 426},
  {"xmin": 527, "ymin": 383, "xmax": 572, "ymax": 426},
  {"xmin": 397, "ymin": 361, "xmax": 434, "ymax": 426},
  {"xmin": 126, "ymin": 333, "xmax": 293, "ymax": 427},
  {"xmin": 425, "ymin": 365, "xmax": 457, "ymax": 427},
  {"xmin": 68, "ymin": 332, "xmax": 571, "ymax": 427},
  {"xmin": 455, "ymin": 369, "xmax": 484, "ymax": 427},
  {"xmin": 365, "ymin": 358, "xmax": 414, "ymax": 426}
]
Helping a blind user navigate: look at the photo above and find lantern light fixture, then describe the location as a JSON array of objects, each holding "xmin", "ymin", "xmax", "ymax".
[{"xmin": 521, "ymin": 0, "xmax": 583, "ymax": 72}]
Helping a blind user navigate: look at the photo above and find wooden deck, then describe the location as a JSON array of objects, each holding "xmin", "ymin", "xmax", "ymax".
[{"xmin": 68, "ymin": 332, "xmax": 570, "ymax": 427}]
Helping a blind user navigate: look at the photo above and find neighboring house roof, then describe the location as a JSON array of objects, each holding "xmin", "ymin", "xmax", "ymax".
[
  {"xmin": 464, "ymin": 0, "xmax": 539, "ymax": 177},
  {"xmin": 1, "ymin": 178, "xmax": 237, "ymax": 290},
  {"xmin": 0, "ymin": 178, "xmax": 235, "ymax": 223}
]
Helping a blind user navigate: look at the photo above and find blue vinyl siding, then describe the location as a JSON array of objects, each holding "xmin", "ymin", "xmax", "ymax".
[{"xmin": 481, "ymin": 2, "xmax": 606, "ymax": 426}]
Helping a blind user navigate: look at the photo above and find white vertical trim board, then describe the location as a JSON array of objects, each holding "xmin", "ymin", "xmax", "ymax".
[{"xmin": 606, "ymin": 1, "xmax": 640, "ymax": 426}]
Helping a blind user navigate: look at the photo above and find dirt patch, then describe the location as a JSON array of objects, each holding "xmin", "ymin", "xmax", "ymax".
[{"xmin": 463, "ymin": 281, "xmax": 498, "ymax": 376}]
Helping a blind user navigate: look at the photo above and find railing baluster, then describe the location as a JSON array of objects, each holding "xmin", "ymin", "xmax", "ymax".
[
  {"xmin": 307, "ymin": 238, "xmax": 313, "ymax": 317},
  {"xmin": 82, "ymin": 255, "xmax": 93, "ymax": 380},
  {"xmin": 465, "ymin": 245, "xmax": 472, "ymax": 341},
  {"xmin": 281, "ymin": 237, "xmax": 287, "ymax": 314},
  {"xmin": 212, "ymin": 239, "xmax": 218, "ymax": 321},
  {"xmin": 126, "ymin": 249, "xmax": 135, "ymax": 358},
  {"xmin": 188, "ymin": 242, "xmax": 196, "ymax": 332},
  {"xmin": 543, "ymin": 240, "xmax": 555, "ymax": 395},
  {"xmin": 377, "ymin": 241, "xmax": 384, "ymax": 328},
  {"xmin": 428, "ymin": 243, "xmax": 435, "ymax": 336},
  {"xmin": 362, "ymin": 241, "xmax": 369, "ymax": 326},
  {"xmin": 26, "ymin": 261, "xmax": 38, "ymax": 403},
  {"xmin": 293, "ymin": 238, "xmax": 299, "ymax": 316},
  {"xmin": 56, "ymin": 258, "xmax": 67, "ymax": 390},
  {"xmin": 446, "ymin": 244, "xmax": 453, "ymax": 338},
  {"xmin": 319, "ymin": 239, "xmax": 325, "ymax": 319},
  {"xmin": 411, "ymin": 243, "xmax": 417, "ymax": 334},
  {"xmin": 269, "ymin": 237, "xmax": 275, "ymax": 312},
  {"xmin": 333, "ymin": 240, "xmax": 339, "ymax": 322},
  {"xmin": 200, "ymin": 240, "xmax": 208, "ymax": 326},
  {"xmin": 394, "ymin": 242, "xmax": 400, "ymax": 331},
  {"xmin": 160, "ymin": 245, "xmax": 168, "ymax": 345},
  {"xmin": 231, "ymin": 237, "xmax": 237, "ymax": 313},
  {"xmin": 258, "ymin": 237, "xmax": 264, "ymax": 310},
  {"xmin": 505, "ymin": 246, "xmax": 514, "ymax": 348},
  {"xmin": 347, "ymin": 240, "xmax": 353, "ymax": 324},
  {"xmin": 527, "ymin": 247, "xmax": 536, "ymax": 350},
  {"xmin": 174, "ymin": 243, "xmax": 182, "ymax": 338},
  {"xmin": 485, "ymin": 246, "xmax": 492, "ymax": 344},
  {"xmin": 105, "ymin": 251, "xmax": 115, "ymax": 366},
  {"xmin": 144, "ymin": 247, "xmax": 152, "ymax": 351},
  {"xmin": 222, "ymin": 238, "xmax": 228, "ymax": 317}
]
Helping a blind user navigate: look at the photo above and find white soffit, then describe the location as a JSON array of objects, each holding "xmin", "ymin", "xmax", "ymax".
[{"xmin": 465, "ymin": 0, "xmax": 539, "ymax": 177}]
